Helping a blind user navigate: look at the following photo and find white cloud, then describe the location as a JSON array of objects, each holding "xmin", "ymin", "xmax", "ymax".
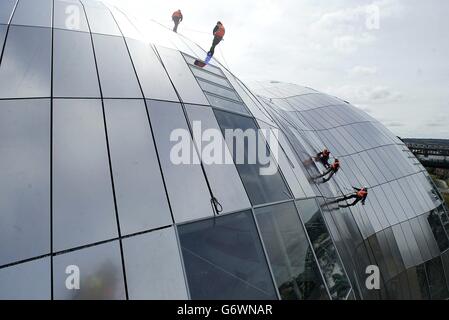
[
  {"xmin": 325, "ymin": 85, "xmax": 402, "ymax": 104},
  {"xmin": 350, "ymin": 66, "xmax": 378, "ymax": 76}
]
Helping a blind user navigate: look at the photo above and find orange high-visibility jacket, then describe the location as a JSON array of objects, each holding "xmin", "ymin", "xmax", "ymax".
[
  {"xmin": 172, "ymin": 10, "xmax": 182, "ymax": 19},
  {"xmin": 357, "ymin": 189, "xmax": 368, "ymax": 198},
  {"xmin": 214, "ymin": 24, "xmax": 225, "ymax": 37}
]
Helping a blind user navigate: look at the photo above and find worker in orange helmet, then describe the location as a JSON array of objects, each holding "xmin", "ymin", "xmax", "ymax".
[
  {"xmin": 172, "ymin": 9, "xmax": 183, "ymax": 33},
  {"xmin": 331, "ymin": 187, "xmax": 369, "ymax": 208},
  {"xmin": 208, "ymin": 21, "xmax": 225, "ymax": 57},
  {"xmin": 315, "ymin": 159, "xmax": 340, "ymax": 183}
]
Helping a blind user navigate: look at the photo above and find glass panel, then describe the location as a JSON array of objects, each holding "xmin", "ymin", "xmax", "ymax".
[
  {"xmin": 392, "ymin": 224, "xmax": 414, "ymax": 268},
  {"xmin": 178, "ymin": 210, "xmax": 278, "ymax": 300},
  {"xmin": 296, "ymin": 199, "xmax": 351, "ymax": 299},
  {"xmin": 147, "ymin": 100, "xmax": 213, "ymax": 223},
  {"xmin": 54, "ymin": 0, "xmax": 89, "ymax": 32},
  {"xmin": 400, "ymin": 221, "xmax": 423, "ymax": 266},
  {"xmin": 0, "ymin": 0, "xmax": 16, "ymax": 24},
  {"xmin": 0, "ymin": 257, "xmax": 51, "ymax": 299},
  {"xmin": 425, "ymin": 257, "xmax": 449, "ymax": 300},
  {"xmin": 255, "ymin": 202, "xmax": 329, "ymax": 300},
  {"xmin": 104, "ymin": 99, "xmax": 172, "ymax": 234},
  {"xmin": 0, "ymin": 26, "xmax": 51, "ymax": 98},
  {"xmin": 427, "ymin": 209, "xmax": 449, "ymax": 252},
  {"xmin": 183, "ymin": 54, "xmax": 224, "ymax": 77},
  {"xmin": 185, "ymin": 104, "xmax": 251, "ymax": 214},
  {"xmin": 156, "ymin": 46, "xmax": 208, "ymax": 105},
  {"xmin": 409, "ymin": 217, "xmax": 432, "ymax": 262},
  {"xmin": 0, "ymin": 24, "xmax": 6, "ymax": 47},
  {"xmin": 0, "ymin": 99, "xmax": 50, "ymax": 266},
  {"xmin": 123, "ymin": 227, "xmax": 188, "ymax": 299},
  {"xmin": 11, "ymin": 0, "xmax": 52, "ymax": 28},
  {"xmin": 80, "ymin": 0, "xmax": 120, "ymax": 36},
  {"xmin": 406, "ymin": 266, "xmax": 430, "ymax": 300},
  {"xmin": 53, "ymin": 241, "xmax": 126, "ymax": 300},
  {"xmin": 197, "ymin": 79, "xmax": 240, "ymax": 101},
  {"xmin": 214, "ymin": 109, "xmax": 292, "ymax": 205},
  {"xmin": 190, "ymin": 66, "xmax": 233, "ymax": 88},
  {"xmin": 205, "ymin": 93, "xmax": 249, "ymax": 115},
  {"xmin": 92, "ymin": 34, "xmax": 141, "ymax": 98},
  {"xmin": 53, "ymin": 99, "xmax": 118, "ymax": 251},
  {"xmin": 53, "ymin": 29, "xmax": 100, "ymax": 98},
  {"xmin": 125, "ymin": 38, "xmax": 178, "ymax": 101}
]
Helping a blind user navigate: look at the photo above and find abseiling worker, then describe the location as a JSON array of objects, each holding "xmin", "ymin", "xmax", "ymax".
[
  {"xmin": 172, "ymin": 9, "xmax": 183, "ymax": 33},
  {"xmin": 331, "ymin": 187, "xmax": 369, "ymax": 208},
  {"xmin": 208, "ymin": 21, "xmax": 225, "ymax": 57}
]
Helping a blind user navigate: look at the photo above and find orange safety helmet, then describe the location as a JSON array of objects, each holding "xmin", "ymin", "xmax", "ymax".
[{"xmin": 357, "ymin": 187, "xmax": 368, "ymax": 198}]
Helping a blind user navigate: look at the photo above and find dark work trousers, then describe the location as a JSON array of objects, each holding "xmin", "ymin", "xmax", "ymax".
[
  {"xmin": 318, "ymin": 157, "xmax": 330, "ymax": 168},
  {"xmin": 208, "ymin": 36, "xmax": 223, "ymax": 56},
  {"xmin": 334, "ymin": 194, "xmax": 362, "ymax": 207},
  {"xmin": 173, "ymin": 17, "xmax": 181, "ymax": 32}
]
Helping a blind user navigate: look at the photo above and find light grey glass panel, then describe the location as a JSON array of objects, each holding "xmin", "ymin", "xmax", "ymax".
[
  {"xmin": 191, "ymin": 66, "xmax": 233, "ymax": 88},
  {"xmin": 123, "ymin": 227, "xmax": 188, "ymax": 299},
  {"xmin": 54, "ymin": 0, "xmax": 89, "ymax": 32},
  {"xmin": 401, "ymin": 221, "xmax": 423, "ymax": 266},
  {"xmin": 206, "ymin": 93, "xmax": 249, "ymax": 114},
  {"xmin": 409, "ymin": 218, "xmax": 432, "ymax": 262},
  {"xmin": 156, "ymin": 46, "xmax": 208, "ymax": 105},
  {"xmin": 0, "ymin": 99, "xmax": 50, "ymax": 266},
  {"xmin": 104, "ymin": 99, "xmax": 172, "ymax": 235},
  {"xmin": 392, "ymin": 224, "xmax": 414, "ymax": 268},
  {"xmin": 0, "ymin": 24, "xmax": 6, "ymax": 59},
  {"xmin": 198, "ymin": 79, "xmax": 240, "ymax": 101},
  {"xmin": 147, "ymin": 100, "xmax": 213, "ymax": 223},
  {"xmin": 53, "ymin": 29, "xmax": 100, "ymax": 97},
  {"xmin": 126, "ymin": 38, "xmax": 178, "ymax": 101},
  {"xmin": 53, "ymin": 241, "xmax": 126, "ymax": 300},
  {"xmin": 53, "ymin": 99, "xmax": 117, "ymax": 251},
  {"xmin": 81, "ymin": 0, "xmax": 120, "ymax": 36},
  {"xmin": 0, "ymin": 257, "xmax": 50, "ymax": 299},
  {"xmin": 11, "ymin": 0, "xmax": 52, "ymax": 28},
  {"xmin": 0, "ymin": 26, "xmax": 51, "ymax": 98},
  {"xmin": 179, "ymin": 210, "xmax": 278, "ymax": 300},
  {"xmin": 92, "ymin": 34, "xmax": 141, "ymax": 98},
  {"xmin": 186, "ymin": 104, "xmax": 251, "ymax": 214},
  {"xmin": 0, "ymin": 0, "xmax": 16, "ymax": 24},
  {"xmin": 255, "ymin": 202, "xmax": 329, "ymax": 300}
]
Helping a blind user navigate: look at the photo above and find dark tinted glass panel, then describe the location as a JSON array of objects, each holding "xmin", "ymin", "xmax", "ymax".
[
  {"xmin": 0, "ymin": 99, "xmax": 50, "ymax": 266},
  {"xmin": 425, "ymin": 257, "xmax": 449, "ymax": 300},
  {"xmin": 190, "ymin": 66, "xmax": 232, "ymax": 88},
  {"xmin": 81, "ymin": 0, "xmax": 120, "ymax": 36},
  {"xmin": 427, "ymin": 209, "xmax": 449, "ymax": 252},
  {"xmin": 92, "ymin": 34, "xmax": 141, "ymax": 98},
  {"xmin": 0, "ymin": 258, "xmax": 50, "ymax": 299},
  {"xmin": 53, "ymin": 29, "xmax": 100, "ymax": 97},
  {"xmin": 255, "ymin": 202, "xmax": 329, "ymax": 300},
  {"xmin": 0, "ymin": 0, "xmax": 15, "ymax": 24},
  {"xmin": 53, "ymin": 99, "xmax": 117, "ymax": 251},
  {"xmin": 197, "ymin": 79, "xmax": 240, "ymax": 101},
  {"xmin": 147, "ymin": 100, "xmax": 213, "ymax": 223},
  {"xmin": 205, "ymin": 93, "xmax": 249, "ymax": 114},
  {"xmin": 178, "ymin": 211, "xmax": 278, "ymax": 300},
  {"xmin": 11, "ymin": 0, "xmax": 52, "ymax": 28},
  {"xmin": 104, "ymin": 99, "xmax": 172, "ymax": 234},
  {"xmin": 53, "ymin": 241, "xmax": 126, "ymax": 300},
  {"xmin": 54, "ymin": 0, "xmax": 88, "ymax": 32},
  {"xmin": 0, "ymin": 26, "xmax": 51, "ymax": 98},
  {"xmin": 214, "ymin": 109, "xmax": 291, "ymax": 205},
  {"xmin": 126, "ymin": 38, "xmax": 178, "ymax": 101},
  {"xmin": 296, "ymin": 199, "xmax": 351, "ymax": 299},
  {"xmin": 123, "ymin": 227, "xmax": 188, "ymax": 299},
  {"xmin": 406, "ymin": 266, "xmax": 430, "ymax": 300},
  {"xmin": 185, "ymin": 104, "xmax": 251, "ymax": 214}
]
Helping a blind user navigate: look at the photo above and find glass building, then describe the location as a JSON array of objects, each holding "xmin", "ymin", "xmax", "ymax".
[{"xmin": 0, "ymin": 0, "xmax": 448, "ymax": 300}]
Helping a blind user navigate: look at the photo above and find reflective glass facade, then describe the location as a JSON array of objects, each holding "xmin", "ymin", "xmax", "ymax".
[{"xmin": 1, "ymin": 0, "xmax": 448, "ymax": 300}]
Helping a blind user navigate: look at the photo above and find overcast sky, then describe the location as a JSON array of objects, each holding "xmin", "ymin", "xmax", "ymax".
[{"xmin": 107, "ymin": 0, "xmax": 449, "ymax": 139}]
